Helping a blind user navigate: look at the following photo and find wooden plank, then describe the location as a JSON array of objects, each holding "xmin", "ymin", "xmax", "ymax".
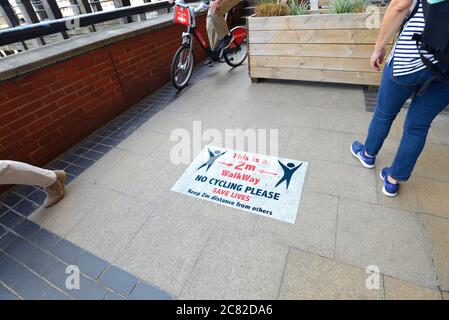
[
  {"xmin": 249, "ymin": 29, "xmax": 379, "ymax": 44},
  {"xmin": 248, "ymin": 13, "xmax": 375, "ymax": 31},
  {"xmin": 250, "ymin": 67, "xmax": 381, "ymax": 85},
  {"xmin": 249, "ymin": 56, "xmax": 380, "ymax": 73},
  {"xmin": 249, "ymin": 43, "xmax": 392, "ymax": 58}
]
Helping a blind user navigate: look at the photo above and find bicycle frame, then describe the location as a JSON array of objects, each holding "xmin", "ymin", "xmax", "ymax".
[
  {"xmin": 171, "ymin": 1, "xmax": 248, "ymax": 89},
  {"xmin": 174, "ymin": 3, "xmax": 216, "ymax": 57}
]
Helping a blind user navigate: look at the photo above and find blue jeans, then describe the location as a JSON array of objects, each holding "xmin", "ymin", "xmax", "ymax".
[{"xmin": 364, "ymin": 59, "xmax": 449, "ymax": 181}]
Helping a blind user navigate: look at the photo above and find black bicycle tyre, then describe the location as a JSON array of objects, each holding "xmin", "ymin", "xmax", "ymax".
[{"xmin": 171, "ymin": 46, "xmax": 195, "ymax": 90}]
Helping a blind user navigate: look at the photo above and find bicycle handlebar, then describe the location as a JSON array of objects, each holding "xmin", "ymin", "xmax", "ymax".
[{"xmin": 174, "ymin": 0, "xmax": 209, "ymax": 14}]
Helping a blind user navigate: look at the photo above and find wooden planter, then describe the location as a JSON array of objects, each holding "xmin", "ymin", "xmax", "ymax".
[{"xmin": 248, "ymin": 11, "xmax": 391, "ymax": 86}]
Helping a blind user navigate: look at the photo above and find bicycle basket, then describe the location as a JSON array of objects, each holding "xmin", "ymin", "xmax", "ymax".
[{"xmin": 173, "ymin": 5, "xmax": 191, "ymax": 26}]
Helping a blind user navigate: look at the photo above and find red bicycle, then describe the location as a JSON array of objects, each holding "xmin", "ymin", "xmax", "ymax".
[{"xmin": 171, "ymin": 0, "xmax": 248, "ymax": 90}]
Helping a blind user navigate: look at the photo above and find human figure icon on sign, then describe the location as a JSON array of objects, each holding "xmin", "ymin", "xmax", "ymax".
[
  {"xmin": 275, "ymin": 161, "xmax": 302, "ymax": 190},
  {"xmin": 197, "ymin": 148, "xmax": 227, "ymax": 172}
]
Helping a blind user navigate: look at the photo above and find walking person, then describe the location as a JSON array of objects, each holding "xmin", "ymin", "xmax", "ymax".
[
  {"xmin": 351, "ymin": 0, "xmax": 449, "ymax": 197},
  {"xmin": 0, "ymin": 161, "xmax": 67, "ymax": 207}
]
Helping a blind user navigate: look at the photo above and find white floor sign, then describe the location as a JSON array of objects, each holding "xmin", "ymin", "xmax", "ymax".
[{"xmin": 171, "ymin": 146, "xmax": 308, "ymax": 224}]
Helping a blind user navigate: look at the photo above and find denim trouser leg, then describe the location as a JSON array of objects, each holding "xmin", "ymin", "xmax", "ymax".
[
  {"xmin": 364, "ymin": 60, "xmax": 449, "ymax": 181},
  {"xmin": 364, "ymin": 62, "xmax": 415, "ymax": 157},
  {"xmin": 390, "ymin": 78, "xmax": 449, "ymax": 181}
]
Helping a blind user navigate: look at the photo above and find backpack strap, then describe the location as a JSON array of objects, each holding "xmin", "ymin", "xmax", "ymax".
[
  {"xmin": 413, "ymin": 33, "xmax": 447, "ymax": 96},
  {"xmin": 399, "ymin": 0, "xmax": 420, "ymax": 34}
]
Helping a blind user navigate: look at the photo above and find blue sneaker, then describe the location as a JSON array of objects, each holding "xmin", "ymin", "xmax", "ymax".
[
  {"xmin": 350, "ymin": 141, "xmax": 376, "ymax": 168},
  {"xmin": 379, "ymin": 167, "xmax": 400, "ymax": 197}
]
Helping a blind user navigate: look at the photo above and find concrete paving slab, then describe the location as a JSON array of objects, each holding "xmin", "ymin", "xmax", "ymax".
[
  {"xmin": 77, "ymin": 148, "xmax": 129, "ymax": 184},
  {"xmin": 375, "ymin": 176, "xmax": 420, "ymax": 212},
  {"xmin": 335, "ymin": 199, "xmax": 438, "ymax": 289},
  {"xmin": 415, "ymin": 177, "xmax": 449, "ymax": 219},
  {"xmin": 29, "ymin": 180, "xmax": 108, "ymax": 237},
  {"xmin": 413, "ymin": 144, "xmax": 449, "ymax": 183},
  {"xmin": 384, "ymin": 276, "xmax": 441, "ymax": 300},
  {"xmin": 319, "ymin": 109, "xmax": 373, "ymax": 135},
  {"xmin": 286, "ymin": 128, "xmax": 346, "ymax": 164},
  {"xmin": 179, "ymin": 230, "xmax": 289, "ymax": 299},
  {"xmin": 138, "ymin": 163, "xmax": 187, "ymax": 204},
  {"xmin": 306, "ymin": 160, "xmax": 378, "ymax": 203},
  {"xmin": 195, "ymin": 199, "xmax": 258, "ymax": 235},
  {"xmin": 422, "ymin": 214, "xmax": 449, "ymax": 291},
  {"xmin": 9, "ymin": 57, "xmax": 449, "ymax": 300},
  {"xmin": 114, "ymin": 210, "xmax": 212, "ymax": 296},
  {"xmin": 254, "ymin": 191, "xmax": 338, "ymax": 258},
  {"xmin": 432, "ymin": 116, "xmax": 449, "ymax": 146},
  {"xmin": 138, "ymin": 111, "xmax": 202, "ymax": 135},
  {"xmin": 234, "ymin": 120, "xmax": 291, "ymax": 157},
  {"xmin": 279, "ymin": 248, "xmax": 383, "ymax": 299},
  {"xmin": 94, "ymin": 151, "xmax": 164, "ymax": 197},
  {"xmin": 65, "ymin": 191, "xmax": 153, "ymax": 262},
  {"xmin": 274, "ymin": 104, "xmax": 323, "ymax": 129},
  {"xmin": 117, "ymin": 128, "xmax": 168, "ymax": 156}
]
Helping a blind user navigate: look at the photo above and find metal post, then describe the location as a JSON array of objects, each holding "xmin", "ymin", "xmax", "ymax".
[
  {"xmin": 75, "ymin": 0, "xmax": 92, "ymax": 13},
  {"xmin": 31, "ymin": 0, "xmax": 48, "ymax": 20},
  {"xmin": 90, "ymin": 0, "xmax": 102, "ymax": 12},
  {"xmin": 113, "ymin": 0, "xmax": 133, "ymax": 24},
  {"xmin": 139, "ymin": 0, "xmax": 150, "ymax": 21},
  {"xmin": 0, "ymin": 0, "xmax": 28, "ymax": 49},
  {"xmin": 16, "ymin": 0, "xmax": 46, "ymax": 45},
  {"xmin": 40, "ymin": 0, "xmax": 69, "ymax": 39},
  {"xmin": 76, "ymin": 0, "xmax": 95, "ymax": 32}
]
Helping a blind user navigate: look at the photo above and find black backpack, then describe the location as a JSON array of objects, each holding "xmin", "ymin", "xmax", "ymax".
[{"xmin": 405, "ymin": 0, "xmax": 449, "ymax": 95}]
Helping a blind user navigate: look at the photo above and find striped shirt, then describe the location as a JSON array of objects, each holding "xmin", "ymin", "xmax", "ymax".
[{"xmin": 389, "ymin": 0, "xmax": 438, "ymax": 76}]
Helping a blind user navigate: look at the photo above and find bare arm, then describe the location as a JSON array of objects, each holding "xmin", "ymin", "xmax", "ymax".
[{"xmin": 371, "ymin": 0, "xmax": 414, "ymax": 71}]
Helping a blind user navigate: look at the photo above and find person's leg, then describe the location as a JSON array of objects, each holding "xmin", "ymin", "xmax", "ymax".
[
  {"xmin": 207, "ymin": 0, "xmax": 240, "ymax": 49},
  {"xmin": 0, "ymin": 160, "xmax": 67, "ymax": 208},
  {"xmin": 0, "ymin": 160, "xmax": 56, "ymax": 187},
  {"xmin": 364, "ymin": 62, "xmax": 416, "ymax": 157},
  {"xmin": 389, "ymin": 79, "xmax": 449, "ymax": 181},
  {"xmin": 206, "ymin": 12, "xmax": 220, "ymax": 49}
]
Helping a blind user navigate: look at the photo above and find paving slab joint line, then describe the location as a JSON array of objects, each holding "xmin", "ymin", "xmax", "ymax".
[
  {"xmin": 276, "ymin": 246, "xmax": 291, "ymax": 300},
  {"xmin": 332, "ymin": 196, "xmax": 341, "ymax": 260},
  {"xmin": 1, "ymin": 225, "xmax": 120, "ymax": 298},
  {"xmin": 177, "ymin": 232, "xmax": 213, "ymax": 299},
  {"xmin": 1, "ymin": 280, "xmax": 23, "ymax": 300},
  {"xmin": 417, "ymin": 213, "xmax": 442, "ymax": 289},
  {"xmin": 1, "ymin": 249, "xmax": 70, "ymax": 299},
  {"xmin": 1, "ymin": 226, "xmax": 162, "ymax": 300},
  {"xmin": 381, "ymin": 274, "xmax": 386, "ymax": 300}
]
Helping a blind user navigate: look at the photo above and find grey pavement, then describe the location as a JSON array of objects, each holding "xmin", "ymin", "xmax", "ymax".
[{"xmin": 3, "ymin": 60, "xmax": 449, "ymax": 299}]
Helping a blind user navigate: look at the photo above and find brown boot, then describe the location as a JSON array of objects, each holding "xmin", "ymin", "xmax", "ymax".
[{"xmin": 43, "ymin": 170, "xmax": 67, "ymax": 208}]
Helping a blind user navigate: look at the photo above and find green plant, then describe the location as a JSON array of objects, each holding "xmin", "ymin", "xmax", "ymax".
[
  {"xmin": 331, "ymin": 0, "xmax": 366, "ymax": 13},
  {"xmin": 289, "ymin": 0, "xmax": 310, "ymax": 15},
  {"xmin": 255, "ymin": 0, "xmax": 290, "ymax": 17}
]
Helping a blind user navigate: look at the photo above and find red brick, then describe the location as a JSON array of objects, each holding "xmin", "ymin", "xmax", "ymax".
[{"xmin": 0, "ymin": 15, "xmax": 213, "ymax": 174}]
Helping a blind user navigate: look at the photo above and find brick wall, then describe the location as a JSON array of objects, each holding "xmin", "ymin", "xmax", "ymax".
[{"xmin": 0, "ymin": 15, "xmax": 208, "ymax": 171}]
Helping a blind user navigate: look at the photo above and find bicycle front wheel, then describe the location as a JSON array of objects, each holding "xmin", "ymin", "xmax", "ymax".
[{"xmin": 171, "ymin": 46, "xmax": 195, "ymax": 90}]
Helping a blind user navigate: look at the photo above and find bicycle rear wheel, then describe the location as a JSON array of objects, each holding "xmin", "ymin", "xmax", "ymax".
[
  {"xmin": 171, "ymin": 46, "xmax": 195, "ymax": 90},
  {"xmin": 224, "ymin": 26, "xmax": 248, "ymax": 68}
]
